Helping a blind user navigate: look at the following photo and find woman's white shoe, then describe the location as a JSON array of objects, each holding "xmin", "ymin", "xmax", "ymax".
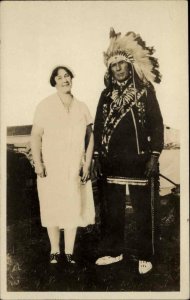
[
  {"xmin": 95, "ymin": 254, "xmax": 123, "ymax": 265},
  {"xmin": 138, "ymin": 260, "xmax": 152, "ymax": 274}
]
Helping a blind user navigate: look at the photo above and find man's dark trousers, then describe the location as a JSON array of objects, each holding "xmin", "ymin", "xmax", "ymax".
[{"xmin": 97, "ymin": 177, "xmax": 160, "ymax": 260}]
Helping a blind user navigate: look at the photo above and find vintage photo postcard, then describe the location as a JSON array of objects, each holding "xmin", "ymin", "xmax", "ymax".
[{"xmin": 0, "ymin": 1, "xmax": 189, "ymax": 299}]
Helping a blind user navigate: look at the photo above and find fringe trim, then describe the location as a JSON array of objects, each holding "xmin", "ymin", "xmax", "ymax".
[{"xmin": 107, "ymin": 176, "xmax": 148, "ymax": 186}]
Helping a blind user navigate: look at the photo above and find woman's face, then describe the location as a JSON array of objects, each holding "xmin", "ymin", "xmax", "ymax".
[{"xmin": 54, "ymin": 68, "xmax": 72, "ymax": 93}]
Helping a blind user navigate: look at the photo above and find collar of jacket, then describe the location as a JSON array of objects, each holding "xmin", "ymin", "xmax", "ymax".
[{"xmin": 105, "ymin": 76, "xmax": 134, "ymax": 98}]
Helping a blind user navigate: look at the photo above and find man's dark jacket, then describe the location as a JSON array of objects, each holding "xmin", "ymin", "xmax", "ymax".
[{"xmin": 94, "ymin": 82, "xmax": 164, "ymax": 179}]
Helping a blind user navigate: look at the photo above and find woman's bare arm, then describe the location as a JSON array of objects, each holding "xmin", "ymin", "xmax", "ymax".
[{"xmin": 31, "ymin": 124, "xmax": 46, "ymax": 177}]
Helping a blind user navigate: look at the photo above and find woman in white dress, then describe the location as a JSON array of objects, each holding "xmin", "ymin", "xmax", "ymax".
[{"xmin": 31, "ymin": 66, "xmax": 95, "ymax": 264}]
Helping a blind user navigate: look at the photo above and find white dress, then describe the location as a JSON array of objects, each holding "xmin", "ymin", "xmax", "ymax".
[{"xmin": 33, "ymin": 93, "xmax": 95, "ymax": 228}]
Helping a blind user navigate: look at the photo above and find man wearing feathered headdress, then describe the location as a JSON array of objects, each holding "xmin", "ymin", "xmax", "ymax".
[{"xmin": 93, "ymin": 28, "xmax": 164, "ymax": 274}]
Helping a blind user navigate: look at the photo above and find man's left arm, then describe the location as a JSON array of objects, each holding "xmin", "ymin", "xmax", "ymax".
[{"xmin": 145, "ymin": 86, "xmax": 164, "ymax": 177}]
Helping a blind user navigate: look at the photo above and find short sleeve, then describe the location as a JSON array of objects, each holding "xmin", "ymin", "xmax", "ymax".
[
  {"xmin": 82, "ymin": 103, "xmax": 93, "ymax": 126},
  {"xmin": 33, "ymin": 102, "xmax": 45, "ymax": 129}
]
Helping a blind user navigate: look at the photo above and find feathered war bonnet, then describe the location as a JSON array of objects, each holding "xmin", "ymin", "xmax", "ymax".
[{"xmin": 104, "ymin": 28, "xmax": 162, "ymax": 85}]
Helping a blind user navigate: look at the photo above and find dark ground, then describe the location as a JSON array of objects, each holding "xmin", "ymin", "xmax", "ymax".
[{"xmin": 6, "ymin": 150, "xmax": 180, "ymax": 292}]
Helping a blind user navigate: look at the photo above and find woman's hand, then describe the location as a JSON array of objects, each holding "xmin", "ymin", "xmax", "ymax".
[
  {"xmin": 81, "ymin": 163, "xmax": 90, "ymax": 184},
  {"xmin": 35, "ymin": 163, "xmax": 47, "ymax": 178}
]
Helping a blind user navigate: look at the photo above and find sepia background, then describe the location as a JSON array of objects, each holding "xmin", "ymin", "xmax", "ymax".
[
  {"xmin": 1, "ymin": 0, "xmax": 187, "ymax": 129},
  {"xmin": 1, "ymin": 1, "xmax": 189, "ymax": 299}
]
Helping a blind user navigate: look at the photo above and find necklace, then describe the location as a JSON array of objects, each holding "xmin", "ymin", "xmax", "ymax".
[{"xmin": 58, "ymin": 94, "xmax": 73, "ymax": 113}]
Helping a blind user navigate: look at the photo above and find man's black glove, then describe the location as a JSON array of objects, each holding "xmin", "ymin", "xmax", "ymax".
[
  {"xmin": 92, "ymin": 156, "xmax": 102, "ymax": 178},
  {"xmin": 144, "ymin": 155, "xmax": 159, "ymax": 178}
]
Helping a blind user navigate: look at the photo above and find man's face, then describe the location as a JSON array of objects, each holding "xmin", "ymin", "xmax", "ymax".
[{"xmin": 110, "ymin": 60, "xmax": 129, "ymax": 82}]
